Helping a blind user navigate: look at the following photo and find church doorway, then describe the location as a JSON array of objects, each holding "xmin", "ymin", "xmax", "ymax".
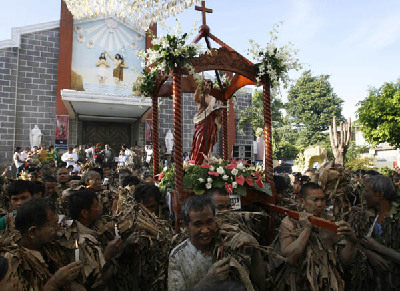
[{"xmin": 82, "ymin": 121, "xmax": 131, "ymax": 150}]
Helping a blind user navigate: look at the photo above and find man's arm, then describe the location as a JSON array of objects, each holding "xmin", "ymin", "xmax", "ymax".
[
  {"xmin": 280, "ymin": 213, "xmax": 312, "ymax": 265},
  {"xmin": 336, "ymin": 221, "xmax": 357, "ymax": 265},
  {"xmin": 362, "ymin": 237, "xmax": 400, "ymax": 265},
  {"xmin": 167, "ymin": 255, "xmax": 187, "ymax": 291}
]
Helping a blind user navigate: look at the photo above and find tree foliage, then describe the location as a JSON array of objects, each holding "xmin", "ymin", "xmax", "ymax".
[
  {"xmin": 286, "ymin": 70, "xmax": 344, "ymax": 145},
  {"xmin": 237, "ymin": 89, "xmax": 284, "ymax": 133},
  {"xmin": 356, "ymin": 81, "xmax": 400, "ymax": 147}
]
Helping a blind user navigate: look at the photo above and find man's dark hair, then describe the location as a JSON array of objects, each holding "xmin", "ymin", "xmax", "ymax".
[
  {"xmin": 299, "ymin": 182, "xmax": 323, "ymax": 199},
  {"xmin": 15, "ymin": 198, "xmax": 54, "ymax": 235},
  {"xmin": 365, "ymin": 170, "xmax": 380, "ymax": 176},
  {"xmin": 0, "ymin": 256, "xmax": 8, "ymax": 281},
  {"xmin": 206, "ymin": 187, "xmax": 228, "ymax": 197},
  {"xmin": 123, "ymin": 176, "xmax": 141, "ymax": 187},
  {"xmin": 365, "ymin": 175, "xmax": 397, "ymax": 201},
  {"xmin": 134, "ymin": 183, "xmax": 161, "ymax": 204},
  {"xmin": 305, "ymin": 168, "xmax": 316, "ymax": 174},
  {"xmin": 58, "ymin": 162, "xmax": 67, "ymax": 168},
  {"xmin": 274, "ymin": 175, "xmax": 290, "ymax": 193},
  {"xmin": 43, "ymin": 176, "xmax": 57, "ymax": 184},
  {"xmin": 67, "ymin": 165, "xmax": 74, "ymax": 170},
  {"xmin": 119, "ymin": 168, "xmax": 132, "ymax": 176},
  {"xmin": 8, "ymin": 180, "xmax": 33, "ymax": 197},
  {"xmin": 31, "ymin": 182, "xmax": 45, "ymax": 196},
  {"xmin": 15, "ymin": 146, "xmax": 21, "ymax": 152},
  {"xmin": 181, "ymin": 195, "xmax": 215, "ymax": 225},
  {"xmin": 70, "ymin": 176, "xmax": 81, "ymax": 181},
  {"xmin": 68, "ymin": 190, "xmax": 98, "ymax": 220},
  {"xmin": 92, "ymin": 167, "xmax": 103, "ymax": 179}
]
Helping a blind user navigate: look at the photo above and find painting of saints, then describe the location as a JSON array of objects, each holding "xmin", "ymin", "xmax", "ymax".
[
  {"xmin": 96, "ymin": 53, "xmax": 109, "ymax": 84},
  {"xmin": 105, "ymin": 51, "xmax": 128, "ymax": 85}
]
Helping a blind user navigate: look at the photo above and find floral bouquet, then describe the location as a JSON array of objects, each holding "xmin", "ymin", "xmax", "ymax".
[{"xmin": 158, "ymin": 158, "xmax": 272, "ymax": 197}]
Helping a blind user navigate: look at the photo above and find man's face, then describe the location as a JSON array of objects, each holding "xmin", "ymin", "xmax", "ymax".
[
  {"xmin": 211, "ymin": 193, "xmax": 231, "ymax": 211},
  {"xmin": 88, "ymin": 198, "xmax": 103, "ymax": 224},
  {"xmin": 57, "ymin": 168, "xmax": 69, "ymax": 183},
  {"xmin": 143, "ymin": 197, "xmax": 159, "ymax": 214},
  {"xmin": 119, "ymin": 172, "xmax": 130, "ymax": 186},
  {"xmin": 365, "ymin": 183, "xmax": 381, "ymax": 208},
  {"xmin": 301, "ymin": 188, "xmax": 326, "ymax": 217},
  {"xmin": 45, "ymin": 182, "xmax": 57, "ymax": 196},
  {"xmin": 68, "ymin": 148, "xmax": 73, "ymax": 154},
  {"xmin": 35, "ymin": 209, "xmax": 59, "ymax": 245},
  {"xmin": 204, "ymin": 81, "xmax": 212, "ymax": 92},
  {"xmin": 187, "ymin": 206, "xmax": 217, "ymax": 250},
  {"xmin": 103, "ymin": 167, "xmax": 111, "ymax": 178},
  {"xmin": 10, "ymin": 192, "xmax": 32, "ymax": 210},
  {"xmin": 87, "ymin": 172, "xmax": 102, "ymax": 192}
]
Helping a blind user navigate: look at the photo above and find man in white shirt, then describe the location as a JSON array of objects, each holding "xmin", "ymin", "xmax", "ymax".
[
  {"xmin": 13, "ymin": 147, "xmax": 25, "ymax": 178},
  {"xmin": 61, "ymin": 147, "xmax": 78, "ymax": 168},
  {"xmin": 168, "ymin": 195, "xmax": 264, "ymax": 290}
]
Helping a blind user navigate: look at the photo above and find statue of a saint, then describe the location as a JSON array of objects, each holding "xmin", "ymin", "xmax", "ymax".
[
  {"xmin": 165, "ymin": 130, "xmax": 174, "ymax": 155},
  {"xmin": 105, "ymin": 51, "xmax": 128, "ymax": 85},
  {"xmin": 30, "ymin": 125, "xmax": 43, "ymax": 148},
  {"xmin": 190, "ymin": 80, "xmax": 225, "ymax": 165}
]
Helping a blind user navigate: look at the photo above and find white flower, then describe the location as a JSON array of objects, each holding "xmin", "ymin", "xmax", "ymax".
[
  {"xmin": 237, "ymin": 163, "xmax": 245, "ymax": 170},
  {"xmin": 206, "ymin": 183, "xmax": 212, "ymax": 189},
  {"xmin": 207, "ymin": 178, "xmax": 213, "ymax": 183},
  {"xmin": 198, "ymin": 178, "xmax": 204, "ymax": 183},
  {"xmin": 231, "ymin": 168, "xmax": 238, "ymax": 176},
  {"xmin": 232, "ymin": 182, "xmax": 238, "ymax": 189},
  {"xmin": 222, "ymin": 175, "xmax": 229, "ymax": 181},
  {"xmin": 210, "ymin": 166, "xmax": 215, "ymax": 171},
  {"xmin": 217, "ymin": 166, "xmax": 225, "ymax": 175}
]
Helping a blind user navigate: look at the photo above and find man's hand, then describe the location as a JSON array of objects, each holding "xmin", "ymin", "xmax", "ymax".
[
  {"xmin": 47, "ymin": 261, "xmax": 82, "ymax": 289},
  {"xmin": 230, "ymin": 231, "xmax": 259, "ymax": 250},
  {"xmin": 299, "ymin": 212, "xmax": 313, "ymax": 229},
  {"xmin": 104, "ymin": 237, "xmax": 123, "ymax": 260},
  {"xmin": 336, "ymin": 221, "xmax": 357, "ymax": 244},
  {"xmin": 203, "ymin": 257, "xmax": 230, "ymax": 283}
]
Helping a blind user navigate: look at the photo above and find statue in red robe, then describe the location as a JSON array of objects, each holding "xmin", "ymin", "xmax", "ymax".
[{"xmin": 190, "ymin": 80, "xmax": 224, "ymax": 165}]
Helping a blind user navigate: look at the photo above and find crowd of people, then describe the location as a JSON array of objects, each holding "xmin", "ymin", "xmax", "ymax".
[{"xmin": 0, "ymin": 144, "xmax": 399, "ymax": 290}]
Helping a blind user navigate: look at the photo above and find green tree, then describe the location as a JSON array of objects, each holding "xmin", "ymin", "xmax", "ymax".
[
  {"xmin": 237, "ymin": 89, "xmax": 284, "ymax": 133},
  {"xmin": 286, "ymin": 70, "xmax": 344, "ymax": 145},
  {"xmin": 356, "ymin": 81, "xmax": 400, "ymax": 147}
]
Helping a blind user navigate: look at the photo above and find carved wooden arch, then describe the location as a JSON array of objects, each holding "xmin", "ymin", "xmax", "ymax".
[{"xmin": 189, "ymin": 47, "xmax": 257, "ymax": 95}]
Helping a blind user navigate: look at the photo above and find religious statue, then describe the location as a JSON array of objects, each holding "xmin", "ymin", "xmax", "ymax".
[
  {"xmin": 105, "ymin": 51, "xmax": 128, "ymax": 85},
  {"xmin": 96, "ymin": 53, "xmax": 109, "ymax": 84},
  {"xmin": 30, "ymin": 125, "xmax": 43, "ymax": 149},
  {"xmin": 165, "ymin": 130, "xmax": 174, "ymax": 155},
  {"xmin": 190, "ymin": 80, "xmax": 225, "ymax": 165}
]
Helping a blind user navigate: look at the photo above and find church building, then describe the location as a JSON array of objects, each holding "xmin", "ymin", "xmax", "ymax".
[{"xmin": 0, "ymin": 2, "xmax": 254, "ymax": 168}]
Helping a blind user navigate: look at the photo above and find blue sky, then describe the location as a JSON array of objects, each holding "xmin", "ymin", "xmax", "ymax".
[{"xmin": 1, "ymin": 0, "xmax": 400, "ymax": 120}]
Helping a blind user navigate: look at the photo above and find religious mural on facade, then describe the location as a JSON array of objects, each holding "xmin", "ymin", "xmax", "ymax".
[{"xmin": 71, "ymin": 18, "xmax": 145, "ymax": 96}]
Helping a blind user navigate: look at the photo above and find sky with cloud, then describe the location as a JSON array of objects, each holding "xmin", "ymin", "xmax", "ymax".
[{"xmin": 1, "ymin": 0, "xmax": 400, "ymax": 120}]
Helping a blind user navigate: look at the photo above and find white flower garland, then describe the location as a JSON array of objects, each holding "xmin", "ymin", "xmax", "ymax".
[
  {"xmin": 63, "ymin": 0, "xmax": 200, "ymax": 30},
  {"xmin": 248, "ymin": 22, "xmax": 302, "ymax": 88}
]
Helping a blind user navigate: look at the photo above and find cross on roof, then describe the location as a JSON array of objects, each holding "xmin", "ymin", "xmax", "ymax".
[{"xmin": 195, "ymin": 1, "xmax": 213, "ymax": 26}]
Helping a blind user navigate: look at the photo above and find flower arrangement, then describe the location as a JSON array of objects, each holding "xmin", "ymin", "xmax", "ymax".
[
  {"xmin": 134, "ymin": 32, "xmax": 200, "ymax": 96},
  {"xmin": 248, "ymin": 22, "xmax": 302, "ymax": 88},
  {"xmin": 158, "ymin": 158, "xmax": 272, "ymax": 197}
]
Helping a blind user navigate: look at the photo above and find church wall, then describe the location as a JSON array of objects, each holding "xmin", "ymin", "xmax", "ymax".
[
  {"xmin": 0, "ymin": 28, "xmax": 60, "ymax": 168},
  {"xmin": 0, "ymin": 47, "xmax": 19, "ymax": 166}
]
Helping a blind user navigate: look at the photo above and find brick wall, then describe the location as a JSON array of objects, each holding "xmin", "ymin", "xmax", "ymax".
[
  {"xmin": 0, "ymin": 47, "xmax": 18, "ymax": 166},
  {"xmin": 0, "ymin": 28, "xmax": 59, "ymax": 167}
]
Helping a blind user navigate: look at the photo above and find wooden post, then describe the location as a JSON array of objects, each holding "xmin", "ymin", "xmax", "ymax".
[
  {"xmin": 263, "ymin": 80, "xmax": 274, "ymax": 186},
  {"xmin": 152, "ymin": 96, "xmax": 159, "ymax": 178},
  {"xmin": 222, "ymin": 100, "xmax": 228, "ymax": 160},
  {"xmin": 173, "ymin": 71, "xmax": 183, "ymax": 228}
]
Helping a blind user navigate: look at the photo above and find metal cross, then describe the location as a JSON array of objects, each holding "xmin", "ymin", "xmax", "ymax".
[{"xmin": 195, "ymin": 1, "xmax": 213, "ymax": 26}]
